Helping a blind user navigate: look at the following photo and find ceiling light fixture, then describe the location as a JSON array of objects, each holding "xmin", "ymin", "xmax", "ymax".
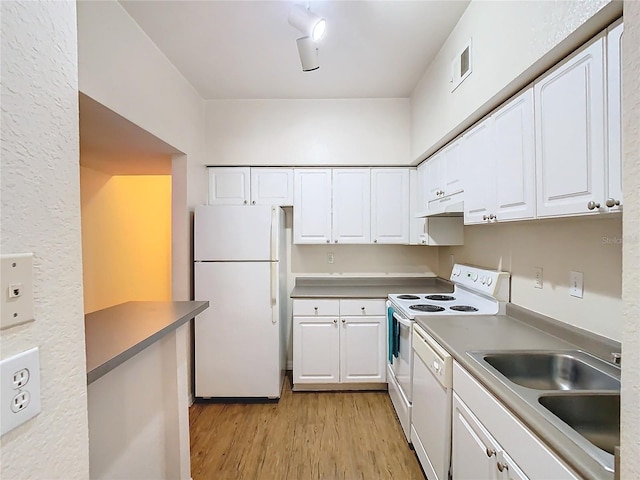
[
  {"xmin": 296, "ymin": 36, "xmax": 319, "ymax": 72},
  {"xmin": 288, "ymin": 5, "xmax": 326, "ymax": 42}
]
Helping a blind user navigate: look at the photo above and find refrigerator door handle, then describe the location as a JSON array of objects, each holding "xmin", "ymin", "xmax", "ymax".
[
  {"xmin": 270, "ymin": 262, "xmax": 277, "ymax": 323},
  {"xmin": 270, "ymin": 206, "xmax": 277, "ymax": 262}
]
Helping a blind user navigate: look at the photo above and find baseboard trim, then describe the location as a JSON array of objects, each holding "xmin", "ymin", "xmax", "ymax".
[{"xmin": 292, "ymin": 382, "xmax": 388, "ymax": 392}]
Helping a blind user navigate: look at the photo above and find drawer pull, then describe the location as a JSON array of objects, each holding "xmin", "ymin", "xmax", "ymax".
[{"xmin": 486, "ymin": 448, "xmax": 496, "ymax": 458}]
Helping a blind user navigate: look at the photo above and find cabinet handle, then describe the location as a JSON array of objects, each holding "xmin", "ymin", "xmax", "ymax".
[
  {"xmin": 326, "ymin": 240, "xmax": 330, "ymax": 243},
  {"xmin": 252, "ymin": 200, "xmax": 256, "ymax": 205},
  {"xmin": 421, "ymin": 239, "xmax": 426, "ymax": 244},
  {"xmin": 497, "ymin": 462, "xmax": 509, "ymax": 473},
  {"xmin": 341, "ymin": 318, "xmax": 346, "ymax": 323},
  {"xmin": 333, "ymin": 319, "xmax": 338, "ymax": 324},
  {"xmin": 482, "ymin": 215, "xmax": 488, "ymax": 221},
  {"xmin": 361, "ymin": 306, "xmax": 365, "ymax": 311},
  {"xmin": 334, "ymin": 240, "xmax": 338, "ymax": 243},
  {"xmin": 374, "ymin": 239, "xmax": 378, "ymax": 243},
  {"xmin": 489, "ymin": 214, "xmax": 496, "ymax": 220},
  {"xmin": 486, "ymin": 448, "xmax": 496, "ymax": 458},
  {"xmin": 244, "ymin": 200, "xmax": 248, "ymax": 204},
  {"xmin": 587, "ymin": 201, "xmax": 601, "ymax": 210},
  {"xmin": 606, "ymin": 198, "xmax": 621, "ymax": 207},
  {"xmin": 314, "ymin": 306, "xmax": 318, "ymax": 312}
]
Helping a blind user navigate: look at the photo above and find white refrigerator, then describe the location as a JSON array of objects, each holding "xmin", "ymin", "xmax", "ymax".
[{"xmin": 194, "ymin": 205, "xmax": 287, "ymax": 399}]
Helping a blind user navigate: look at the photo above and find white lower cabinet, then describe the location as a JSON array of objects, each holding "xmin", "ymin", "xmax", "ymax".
[
  {"xmin": 453, "ymin": 392, "xmax": 528, "ymax": 480},
  {"xmin": 453, "ymin": 362, "xmax": 579, "ymax": 480},
  {"xmin": 293, "ymin": 299, "xmax": 386, "ymax": 387}
]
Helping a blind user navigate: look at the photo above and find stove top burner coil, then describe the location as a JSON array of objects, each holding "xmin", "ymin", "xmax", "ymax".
[
  {"xmin": 409, "ymin": 304, "xmax": 446, "ymax": 312},
  {"xmin": 397, "ymin": 294, "xmax": 421, "ymax": 300},
  {"xmin": 425, "ymin": 295, "xmax": 456, "ymax": 301},
  {"xmin": 450, "ymin": 305, "xmax": 479, "ymax": 312}
]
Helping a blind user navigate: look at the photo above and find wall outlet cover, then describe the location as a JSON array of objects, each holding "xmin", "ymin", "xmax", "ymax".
[{"xmin": 1, "ymin": 347, "xmax": 41, "ymax": 436}]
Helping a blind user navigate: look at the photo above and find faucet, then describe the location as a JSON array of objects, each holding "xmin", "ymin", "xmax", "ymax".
[{"xmin": 611, "ymin": 352, "xmax": 622, "ymax": 366}]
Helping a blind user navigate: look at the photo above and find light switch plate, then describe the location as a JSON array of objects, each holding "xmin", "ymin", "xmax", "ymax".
[
  {"xmin": 1, "ymin": 254, "xmax": 35, "ymax": 329},
  {"xmin": 569, "ymin": 271, "xmax": 584, "ymax": 298},
  {"xmin": 534, "ymin": 267, "xmax": 543, "ymax": 289}
]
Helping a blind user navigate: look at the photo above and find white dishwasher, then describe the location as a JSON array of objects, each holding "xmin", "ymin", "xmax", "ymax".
[{"xmin": 410, "ymin": 323, "xmax": 453, "ymax": 480}]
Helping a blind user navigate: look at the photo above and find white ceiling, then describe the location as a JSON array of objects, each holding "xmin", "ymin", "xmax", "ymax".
[{"xmin": 119, "ymin": 0, "xmax": 470, "ymax": 100}]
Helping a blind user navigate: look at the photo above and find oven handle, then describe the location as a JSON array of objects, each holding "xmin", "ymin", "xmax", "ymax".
[{"xmin": 392, "ymin": 312, "xmax": 413, "ymax": 328}]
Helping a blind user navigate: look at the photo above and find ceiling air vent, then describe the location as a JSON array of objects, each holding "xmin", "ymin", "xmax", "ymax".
[{"xmin": 451, "ymin": 38, "xmax": 472, "ymax": 92}]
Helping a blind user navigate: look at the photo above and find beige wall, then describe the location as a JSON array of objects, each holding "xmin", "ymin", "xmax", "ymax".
[
  {"xmin": 621, "ymin": 0, "xmax": 640, "ymax": 476},
  {"xmin": 0, "ymin": 1, "xmax": 90, "ymax": 478},
  {"xmin": 439, "ymin": 216, "xmax": 623, "ymax": 341},
  {"xmin": 411, "ymin": 0, "xmax": 621, "ymax": 162},
  {"xmin": 80, "ymin": 166, "xmax": 172, "ymax": 313}
]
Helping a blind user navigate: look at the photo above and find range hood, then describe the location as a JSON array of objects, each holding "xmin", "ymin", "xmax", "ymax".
[{"xmin": 416, "ymin": 194, "xmax": 464, "ymax": 218}]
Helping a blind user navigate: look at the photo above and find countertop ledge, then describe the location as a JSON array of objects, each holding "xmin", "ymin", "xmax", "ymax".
[
  {"xmin": 415, "ymin": 304, "xmax": 621, "ymax": 480},
  {"xmin": 291, "ymin": 276, "xmax": 453, "ymax": 299},
  {"xmin": 85, "ymin": 301, "xmax": 209, "ymax": 385}
]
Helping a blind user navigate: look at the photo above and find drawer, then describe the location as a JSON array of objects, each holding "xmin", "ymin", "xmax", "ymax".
[
  {"xmin": 293, "ymin": 299, "xmax": 340, "ymax": 316},
  {"xmin": 339, "ymin": 299, "xmax": 386, "ymax": 316}
]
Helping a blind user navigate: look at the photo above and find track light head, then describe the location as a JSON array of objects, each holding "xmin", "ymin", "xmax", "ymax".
[
  {"xmin": 288, "ymin": 5, "xmax": 326, "ymax": 42},
  {"xmin": 296, "ymin": 36, "xmax": 319, "ymax": 72}
]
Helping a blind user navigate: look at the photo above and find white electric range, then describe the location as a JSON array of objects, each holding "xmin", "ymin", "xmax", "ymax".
[{"xmin": 385, "ymin": 264, "xmax": 510, "ymax": 443}]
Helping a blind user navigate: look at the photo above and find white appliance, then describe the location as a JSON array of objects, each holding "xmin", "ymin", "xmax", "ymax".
[
  {"xmin": 386, "ymin": 264, "xmax": 509, "ymax": 442},
  {"xmin": 194, "ymin": 205, "xmax": 287, "ymax": 399},
  {"xmin": 412, "ymin": 323, "xmax": 452, "ymax": 480}
]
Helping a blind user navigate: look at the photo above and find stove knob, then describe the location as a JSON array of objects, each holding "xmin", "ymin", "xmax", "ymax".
[
  {"xmin": 481, "ymin": 276, "xmax": 486, "ymax": 285},
  {"xmin": 486, "ymin": 277, "xmax": 493, "ymax": 286},
  {"xmin": 471, "ymin": 273, "xmax": 478, "ymax": 282}
]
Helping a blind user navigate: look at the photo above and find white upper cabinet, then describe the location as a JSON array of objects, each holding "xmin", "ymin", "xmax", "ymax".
[
  {"xmin": 250, "ymin": 168, "xmax": 294, "ymax": 206},
  {"xmin": 424, "ymin": 140, "xmax": 464, "ymax": 205},
  {"xmin": 208, "ymin": 167, "xmax": 293, "ymax": 206},
  {"xmin": 293, "ymin": 169, "xmax": 332, "ymax": 244},
  {"xmin": 463, "ymin": 118, "xmax": 494, "ymax": 224},
  {"xmin": 465, "ymin": 88, "xmax": 535, "ymax": 225},
  {"xmin": 494, "ymin": 88, "xmax": 536, "ymax": 221},
  {"xmin": 208, "ymin": 167, "xmax": 250, "ymax": 205},
  {"xmin": 606, "ymin": 21, "xmax": 623, "ymax": 212},
  {"xmin": 371, "ymin": 168, "xmax": 410, "ymax": 244},
  {"xmin": 534, "ymin": 36, "xmax": 606, "ymax": 217},
  {"xmin": 332, "ymin": 169, "xmax": 371, "ymax": 244}
]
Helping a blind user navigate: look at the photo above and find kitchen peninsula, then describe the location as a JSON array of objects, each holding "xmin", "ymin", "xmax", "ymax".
[{"xmin": 85, "ymin": 301, "xmax": 208, "ymax": 480}]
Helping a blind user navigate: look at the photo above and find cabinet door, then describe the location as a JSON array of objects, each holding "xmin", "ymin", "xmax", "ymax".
[
  {"xmin": 606, "ymin": 21, "xmax": 623, "ymax": 211},
  {"xmin": 443, "ymin": 139, "xmax": 464, "ymax": 197},
  {"xmin": 463, "ymin": 118, "xmax": 494, "ymax": 225},
  {"xmin": 371, "ymin": 168, "xmax": 410, "ymax": 244},
  {"xmin": 208, "ymin": 167, "xmax": 250, "ymax": 205},
  {"xmin": 494, "ymin": 88, "xmax": 536, "ymax": 222},
  {"xmin": 293, "ymin": 169, "xmax": 332, "ymax": 244},
  {"xmin": 332, "ymin": 169, "xmax": 371, "ymax": 244},
  {"xmin": 535, "ymin": 37, "xmax": 606, "ymax": 217},
  {"xmin": 340, "ymin": 315, "xmax": 386, "ymax": 383},
  {"xmin": 293, "ymin": 316, "xmax": 339, "ymax": 384},
  {"xmin": 452, "ymin": 393, "xmax": 500, "ymax": 480},
  {"xmin": 425, "ymin": 153, "xmax": 444, "ymax": 202},
  {"xmin": 250, "ymin": 168, "xmax": 293, "ymax": 206}
]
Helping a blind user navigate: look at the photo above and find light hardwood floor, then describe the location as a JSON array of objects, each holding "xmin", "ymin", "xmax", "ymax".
[{"xmin": 190, "ymin": 375, "xmax": 425, "ymax": 480}]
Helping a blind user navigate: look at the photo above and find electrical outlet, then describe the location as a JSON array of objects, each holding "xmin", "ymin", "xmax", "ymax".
[
  {"xmin": 327, "ymin": 252, "xmax": 334, "ymax": 264},
  {"xmin": 1, "ymin": 254, "xmax": 35, "ymax": 329},
  {"xmin": 534, "ymin": 267, "xmax": 543, "ymax": 289},
  {"xmin": 1, "ymin": 347, "xmax": 41, "ymax": 436},
  {"xmin": 569, "ymin": 271, "xmax": 584, "ymax": 298}
]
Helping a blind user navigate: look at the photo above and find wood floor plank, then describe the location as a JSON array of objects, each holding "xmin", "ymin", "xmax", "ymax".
[{"xmin": 190, "ymin": 375, "xmax": 425, "ymax": 480}]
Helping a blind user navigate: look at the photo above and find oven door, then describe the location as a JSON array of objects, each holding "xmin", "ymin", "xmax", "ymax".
[{"xmin": 390, "ymin": 310, "xmax": 414, "ymax": 402}]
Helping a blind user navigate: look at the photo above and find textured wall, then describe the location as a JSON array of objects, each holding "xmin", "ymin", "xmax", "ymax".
[
  {"xmin": 410, "ymin": 0, "xmax": 619, "ymax": 162},
  {"xmin": 621, "ymin": 1, "xmax": 640, "ymax": 476},
  {"xmin": 0, "ymin": 1, "xmax": 90, "ymax": 479}
]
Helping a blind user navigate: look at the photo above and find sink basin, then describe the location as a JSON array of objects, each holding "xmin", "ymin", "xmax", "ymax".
[
  {"xmin": 481, "ymin": 351, "xmax": 620, "ymax": 390},
  {"xmin": 539, "ymin": 393, "xmax": 620, "ymax": 455}
]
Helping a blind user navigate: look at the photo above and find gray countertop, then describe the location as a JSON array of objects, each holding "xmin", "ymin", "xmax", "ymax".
[
  {"xmin": 290, "ymin": 276, "xmax": 454, "ymax": 299},
  {"xmin": 415, "ymin": 305, "xmax": 620, "ymax": 480},
  {"xmin": 85, "ymin": 301, "xmax": 209, "ymax": 385}
]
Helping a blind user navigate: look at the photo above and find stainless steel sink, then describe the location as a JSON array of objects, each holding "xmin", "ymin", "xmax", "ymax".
[
  {"xmin": 467, "ymin": 349, "xmax": 621, "ymax": 472},
  {"xmin": 539, "ymin": 393, "xmax": 620, "ymax": 455},
  {"xmin": 481, "ymin": 351, "xmax": 620, "ymax": 390}
]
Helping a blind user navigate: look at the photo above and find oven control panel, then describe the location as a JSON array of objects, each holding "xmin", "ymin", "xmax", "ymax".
[{"xmin": 450, "ymin": 264, "xmax": 510, "ymax": 301}]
